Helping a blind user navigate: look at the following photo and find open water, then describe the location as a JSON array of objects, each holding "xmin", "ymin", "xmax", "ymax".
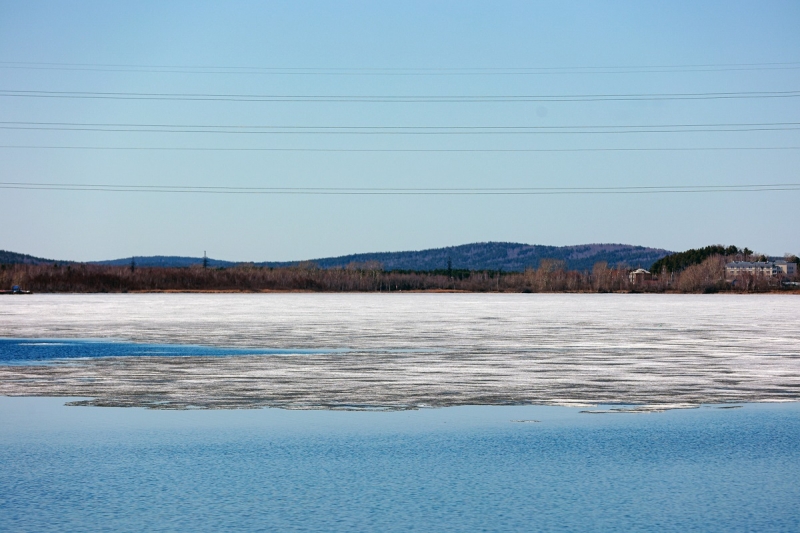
[{"xmin": 1, "ymin": 398, "xmax": 798, "ymax": 532}]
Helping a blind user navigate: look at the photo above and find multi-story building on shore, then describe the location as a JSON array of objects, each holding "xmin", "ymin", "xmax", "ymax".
[{"xmin": 725, "ymin": 260, "xmax": 797, "ymax": 280}]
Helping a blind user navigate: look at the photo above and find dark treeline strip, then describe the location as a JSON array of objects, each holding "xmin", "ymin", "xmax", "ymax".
[
  {"xmin": 0, "ymin": 256, "xmax": 794, "ymax": 294},
  {"xmin": 651, "ymin": 245, "xmax": 744, "ymax": 273}
]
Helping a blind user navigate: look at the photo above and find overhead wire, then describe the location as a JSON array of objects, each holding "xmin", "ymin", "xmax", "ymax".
[
  {"xmin": 1, "ymin": 60, "xmax": 800, "ymax": 75},
  {"xmin": 2, "ymin": 120, "xmax": 799, "ymax": 129},
  {"xmin": 1, "ymin": 145, "xmax": 798, "ymax": 152},
  {"xmin": 1, "ymin": 89, "xmax": 799, "ymax": 103},
  {"xmin": 2, "ymin": 61, "xmax": 797, "ymax": 199},
  {"xmin": 2, "ymin": 182, "xmax": 798, "ymax": 195},
  {"xmin": 1, "ymin": 121, "xmax": 798, "ymax": 134}
]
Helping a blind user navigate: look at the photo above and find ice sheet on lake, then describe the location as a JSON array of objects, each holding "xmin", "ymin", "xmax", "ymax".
[{"xmin": 1, "ymin": 293, "xmax": 798, "ymax": 409}]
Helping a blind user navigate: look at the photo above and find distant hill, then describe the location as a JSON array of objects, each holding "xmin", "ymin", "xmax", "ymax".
[
  {"xmin": 93, "ymin": 256, "xmax": 236, "ymax": 268},
  {"xmin": 261, "ymin": 242, "xmax": 671, "ymax": 272},
  {"xmin": 0, "ymin": 250, "xmax": 62, "ymax": 265},
  {"xmin": 8, "ymin": 242, "xmax": 672, "ymax": 272}
]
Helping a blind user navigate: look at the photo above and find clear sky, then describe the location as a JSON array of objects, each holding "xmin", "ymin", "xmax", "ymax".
[{"xmin": 1, "ymin": 1, "xmax": 798, "ymax": 261}]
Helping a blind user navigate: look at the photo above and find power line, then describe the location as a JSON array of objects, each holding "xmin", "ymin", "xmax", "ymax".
[
  {"xmin": 2, "ymin": 123, "xmax": 798, "ymax": 135},
  {"xmin": 3, "ymin": 127, "xmax": 796, "ymax": 135},
  {"xmin": 1, "ymin": 145, "xmax": 798, "ymax": 153},
  {"xmin": 1, "ymin": 89, "xmax": 798, "ymax": 103},
  {"xmin": 2, "ymin": 182, "xmax": 798, "ymax": 195},
  {"xmin": 1, "ymin": 60, "xmax": 799, "ymax": 75},
  {"xmin": 3, "ymin": 120, "xmax": 798, "ymax": 129}
]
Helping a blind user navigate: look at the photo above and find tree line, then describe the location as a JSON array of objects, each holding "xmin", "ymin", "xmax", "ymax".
[{"xmin": 1, "ymin": 253, "xmax": 796, "ymax": 293}]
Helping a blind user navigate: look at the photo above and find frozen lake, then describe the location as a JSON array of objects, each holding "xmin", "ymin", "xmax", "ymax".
[{"xmin": 1, "ymin": 293, "xmax": 798, "ymax": 409}]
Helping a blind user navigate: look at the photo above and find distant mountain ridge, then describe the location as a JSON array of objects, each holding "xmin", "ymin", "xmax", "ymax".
[
  {"xmin": 262, "ymin": 242, "xmax": 671, "ymax": 272},
  {"xmin": 94, "ymin": 255, "xmax": 234, "ymax": 268},
  {"xmin": 89, "ymin": 242, "xmax": 671, "ymax": 272},
  {"xmin": 3, "ymin": 243, "xmax": 672, "ymax": 272},
  {"xmin": 0, "ymin": 250, "xmax": 63, "ymax": 265}
]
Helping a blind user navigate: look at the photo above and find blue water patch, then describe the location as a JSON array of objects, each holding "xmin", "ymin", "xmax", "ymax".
[
  {"xmin": 0, "ymin": 338, "xmax": 341, "ymax": 364},
  {"xmin": 0, "ymin": 399, "xmax": 798, "ymax": 533}
]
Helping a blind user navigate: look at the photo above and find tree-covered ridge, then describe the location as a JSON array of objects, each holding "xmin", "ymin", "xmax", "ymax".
[
  {"xmin": 85, "ymin": 242, "xmax": 673, "ymax": 272},
  {"xmin": 0, "ymin": 250, "xmax": 60, "ymax": 265},
  {"xmin": 650, "ymin": 245, "xmax": 742, "ymax": 274},
  {"xmin": 94, "ymin": 255, "xmax": 235, "ymax": 268},
  {"xmin": 262, "ymin": 242, "xmax": 671, "ymax": 272}
]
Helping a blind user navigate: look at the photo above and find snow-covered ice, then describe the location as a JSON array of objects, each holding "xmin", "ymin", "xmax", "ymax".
[{"xmin": 1, "ymin": 293, "xmax": 798, "ymax": 409}]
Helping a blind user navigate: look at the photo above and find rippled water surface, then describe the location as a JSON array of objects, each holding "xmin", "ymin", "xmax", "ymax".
[
  {"xmin": 1, "ymin": 398, "xmax": 799, "ymax": 533},
  {"xmin": 0, "ymin": 293, "xmax": 798, "ymax": 409}
]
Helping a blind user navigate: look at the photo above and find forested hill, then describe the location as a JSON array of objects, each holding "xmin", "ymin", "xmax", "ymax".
[
  {"xmin": 1, "ymin": 251, "xmax": 232, "ymax": 268},
  {"xmin": 262, "ymin": 242, "xmax": 671, "ymax": 272},
  {"xmin": 0, "ymin": 250, "xmax": 61, "ymax": 265},
  {"xmin": 6, "ymin": 242, "xmax": 672, "ymax": 272},
  {"xmin": 93, "ymin": 256, "xmax": 237, "ymax": 268},
  {"xmin": 649, "ymin": 245, "xmax": 741, "ymax": 274}
]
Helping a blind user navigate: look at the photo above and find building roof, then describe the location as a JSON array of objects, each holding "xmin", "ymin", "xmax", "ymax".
[{"xmin": 725, "ymin": 261, "xmax": 774, "ymax": 267}]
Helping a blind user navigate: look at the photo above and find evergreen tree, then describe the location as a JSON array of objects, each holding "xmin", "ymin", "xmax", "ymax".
[{"xmin": 650, "ymin": 245, "xmax": 741, "ymax": 274}]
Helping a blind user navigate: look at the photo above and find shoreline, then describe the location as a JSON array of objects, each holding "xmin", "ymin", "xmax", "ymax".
[{"xmin": 3, "ymin": 288, "xmax": 800, "ymax": 294}]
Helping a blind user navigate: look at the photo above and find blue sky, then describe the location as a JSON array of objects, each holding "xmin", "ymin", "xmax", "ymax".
[{"xmin": 1, "ymin": 1, "xmax": 799, "ymax": 261}]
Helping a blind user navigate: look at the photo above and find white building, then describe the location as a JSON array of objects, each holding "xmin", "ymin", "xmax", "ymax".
[
  {"xmin": 776, "ymin": 260, "xmax": 798, "ymax": 276},
  {"xmin": 725, "ymin": 260, "xmax": 797, "ymax": 280},
  {"xmin": 628, "ymin": 268, "xmax": 653, "ymax": 285}
]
